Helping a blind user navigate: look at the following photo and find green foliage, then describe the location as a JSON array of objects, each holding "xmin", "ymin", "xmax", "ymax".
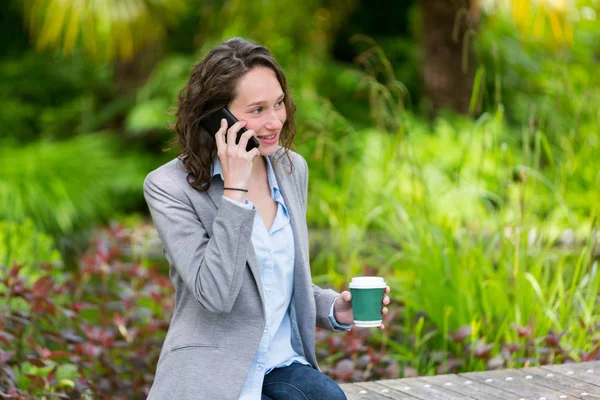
[
  {"xmin": 476, "ymin": 9, "xmax": 600, "ymax": 142},
  {"xmin": 384, "ymin": 213, "xmax": 600, "ymax": 368},
  {"xmin": 0, "ymin": 134, "xmax": 150, "ymax": 237},
  {"xmin": 303, "ymin": 107, "xmax": 599, "ymax": 373},
  {"xmin": 0, "ymin": 50, "xmax": 114, "ymax": 143},
  {"xmin": 126, "ymin": 98, "xmax": 173, "ymax": 135},
  {"xmin": 2, "ymin": 0, "xmax": 599, "ymax": 384},
  {"xmin": 0, "ymin": 225, "xmax": 172, "ymax": 398},
  {"xmin": 193, "ymin": 0, "xmax": 357, "ymax": 65},
  {"xmin": 125, "ymin": 55, "xmax": 192, "ymax": 136},
  {"xmin": 23, "ymin": 0, "xmax": 188, "ymax": 61},
  {"xmin": 298, "ymin": 33, "xmax": 599, "ymax": 373},
  {"xmin": 0, "ymin": 219, "xmax": 62, "ymax": 282}
]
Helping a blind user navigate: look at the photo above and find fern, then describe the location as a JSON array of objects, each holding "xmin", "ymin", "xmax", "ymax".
[{"xmin": 0, "ymin": 134, "xmax": 149, "ymax": 237}]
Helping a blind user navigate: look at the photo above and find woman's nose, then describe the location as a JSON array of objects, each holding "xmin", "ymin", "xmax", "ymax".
[{"xmin": 266, "ymin": 110, "xmax": 284, "ymax": 130}]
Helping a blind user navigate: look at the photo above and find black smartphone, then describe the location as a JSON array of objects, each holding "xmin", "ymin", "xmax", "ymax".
[{"xmin": 201, "ymin": 107, "xmax": 260, "ymax": 152}]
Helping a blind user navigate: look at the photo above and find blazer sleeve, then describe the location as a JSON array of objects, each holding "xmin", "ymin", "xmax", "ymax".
[
  {"xmin": 143, "ymin": 171, "xmax": 255, "ymax": 315},
  {"xmin": 314, "ymin": 286, "xmax": 344, "ymax": 331},
  {"xmin": 294, "ymin": 153, "xmax": 343, "ymax": 331}
]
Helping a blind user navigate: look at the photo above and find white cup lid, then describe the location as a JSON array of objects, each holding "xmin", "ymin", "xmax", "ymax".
[{"xmin": 349, "ymin": 276, "xmax": 386, "ymax": 289}]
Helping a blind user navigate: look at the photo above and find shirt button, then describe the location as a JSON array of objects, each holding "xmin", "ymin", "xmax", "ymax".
[
  {"xmin": 258, "ymin": 365, "xmax": 264, "ymax": 371},
  {"xmin": 264, "ymin": 328, "xmax": 269, "ymax": 333}
]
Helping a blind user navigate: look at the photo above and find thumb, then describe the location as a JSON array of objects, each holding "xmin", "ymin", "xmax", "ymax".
[{"xmin": 342, "ymin": 291, "xmax": 352, "ymax": 302}]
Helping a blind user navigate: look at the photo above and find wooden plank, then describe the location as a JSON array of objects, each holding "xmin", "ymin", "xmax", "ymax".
[
  {"xmin": 340, "ymin": 382, "xmax": 407, "ymax": 400},
  {"xmin": 341, "ymin": 361, "xmax": 600, "ymax": 400},
  {"xmin": 513, "ymin": 366, "xmax": 600, "ymax": 399},
  {"xmin": 375, "ymin": 377, "xmax": 472, "ymax": 400},
  {"xmin": 542, "ymin": 362, "xmax": 600, "ymax": 389},
  {"xmin": 460, "ymin": 367, "xmax": 579, "ymax": 400},
  {"xmin": 420, "ymin": 372, "xmax": 521, "ymax": 399},
  {"xmin": 354, "ymin": 381, "xmax": 421, "ymax": 400}
]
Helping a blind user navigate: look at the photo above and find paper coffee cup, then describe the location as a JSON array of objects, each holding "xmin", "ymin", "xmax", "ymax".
[{"xmin": 349, "ymin": 276, "xmax": 387, "ymax": 327}]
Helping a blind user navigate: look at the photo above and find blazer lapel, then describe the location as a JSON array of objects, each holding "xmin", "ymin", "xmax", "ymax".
[
  {"xmin": 270, "ymin": 154, "xmax": 311, "ymax": 305},
  {"xmin": 205, "ymin": 175, "xmax": 264, "ymax": 308},
  {"xmin": 205, "ymin": 175, "xmax": 224, "ymax": 210}
]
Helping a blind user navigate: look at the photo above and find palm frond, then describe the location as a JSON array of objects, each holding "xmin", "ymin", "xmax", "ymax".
[
  {"xmin": 23, "ymin": 0, "xmax": 188, "ymax": 61},
  {"xmin": 497, "ymin": 0, "xmax": 575, "ymax": 46}
]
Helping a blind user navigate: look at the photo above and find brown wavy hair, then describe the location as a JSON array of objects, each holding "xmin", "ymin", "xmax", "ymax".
[{"xmin": 172, "ymin": 37, "xmax": 296, "ymax": 191}]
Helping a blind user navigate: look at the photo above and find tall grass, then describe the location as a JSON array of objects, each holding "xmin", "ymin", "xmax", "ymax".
[{"xmin": 301, "ymin": 43, "xmax": 599, "ymax": 371}]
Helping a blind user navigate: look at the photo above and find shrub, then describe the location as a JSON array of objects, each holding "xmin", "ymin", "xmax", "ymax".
[
  {"xmin": 0, "ymin": 219, "xmax": 62, "ymax": 284},
  {"xmin": 0, "ymin": 223, "xmax": 172, "ymax": 398},
  {"xmin": 0, "ymin": 135, "xmax": 151, "ymax": 238}
]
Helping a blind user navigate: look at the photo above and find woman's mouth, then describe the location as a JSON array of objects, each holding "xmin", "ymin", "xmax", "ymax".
[{"xmin": 256, "ymin": 132, "xmax": 279, "ymax": 144}]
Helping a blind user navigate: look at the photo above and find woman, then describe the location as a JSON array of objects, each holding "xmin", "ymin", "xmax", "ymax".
[{"xmin": 143, "ymin": 38, "xmax": 391, "ymax": 400}]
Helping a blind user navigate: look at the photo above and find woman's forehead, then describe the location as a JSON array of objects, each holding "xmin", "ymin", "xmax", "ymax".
[{"xmin": 234, "ymin": 66, "xmax": 283, "ymax": 104}]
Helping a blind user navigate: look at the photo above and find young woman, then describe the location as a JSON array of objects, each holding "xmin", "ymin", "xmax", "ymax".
[{"xmin": 143, "ymin": 38, "xmax": 391, "ymax": 400}]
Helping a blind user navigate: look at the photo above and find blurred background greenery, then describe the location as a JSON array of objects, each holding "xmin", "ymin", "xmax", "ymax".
[{"xmin": 1, "ymin": 0, "xmax": 600, "ymax": 397}]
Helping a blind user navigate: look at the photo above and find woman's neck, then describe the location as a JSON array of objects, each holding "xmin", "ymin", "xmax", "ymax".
[{"xmin": 251, "ymin": 156, "xmax": 268, "ymax": 183}]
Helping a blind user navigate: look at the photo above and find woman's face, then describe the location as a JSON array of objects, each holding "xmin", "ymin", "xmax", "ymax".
[{"xmin": 228, "ymin": 66, "xmax": 287, "ymax": 156}]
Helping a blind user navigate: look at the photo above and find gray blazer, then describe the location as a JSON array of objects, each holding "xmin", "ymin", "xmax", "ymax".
[{"xmin": 143, "ymin": 149, "xmax": 341, "ymax": 399}]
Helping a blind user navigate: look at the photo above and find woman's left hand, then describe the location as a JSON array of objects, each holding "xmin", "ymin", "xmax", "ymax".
[{"xmin": 333, "ymin": 286, "xmax": 391, "ymax": 329}]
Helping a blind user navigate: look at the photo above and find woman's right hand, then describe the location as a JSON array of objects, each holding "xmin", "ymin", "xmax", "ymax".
[{"xmin": 215, "ymin": 118, "xmax": 260, "ymax": 202}]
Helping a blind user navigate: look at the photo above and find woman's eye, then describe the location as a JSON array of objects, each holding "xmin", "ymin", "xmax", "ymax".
[
  {"xmin": 276, "ymin": 100, "xmax": 284, "ymax": 107},
  {"xmin": 251, "ymin": 107, "xmax": 262, "ymax": 114}
]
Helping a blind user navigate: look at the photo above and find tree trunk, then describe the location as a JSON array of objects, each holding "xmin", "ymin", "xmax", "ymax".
[{"xmin": 421, "ymin": 0, "xmax": 481, "ymax": 115}]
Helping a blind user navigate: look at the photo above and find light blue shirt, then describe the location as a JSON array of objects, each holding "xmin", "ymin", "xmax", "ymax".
[{"xmin": 212, "ymin": 157, "xmax": 351, "ymax": 400}]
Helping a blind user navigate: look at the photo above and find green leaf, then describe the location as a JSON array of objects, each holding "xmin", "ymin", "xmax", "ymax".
[
  {"xmin": 469, "ymin": 66, "xmax": 486, "ymax": 115},
  {"xmin": 126, "ymin": 99, "xmax": 173, "ymax": 134},
  {"xmin": 57, "ymin": 378, "xmax": 76, "ymax": 389},
  {"xmin": 56, "ymin": 363, "xmax": 79, "ymax": 381}
]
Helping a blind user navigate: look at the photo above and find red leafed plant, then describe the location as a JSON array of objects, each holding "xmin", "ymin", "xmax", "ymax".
[
  {"xmin": 0, "ymin": 224, "xmax": 173, "ymax": 398},
  {"xmin": 315, "ymin": 305, "xmax": 402, "ymax": 383}
]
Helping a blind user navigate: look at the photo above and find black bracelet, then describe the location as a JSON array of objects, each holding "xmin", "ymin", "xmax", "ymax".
[{"xmin": 223, "ymin": 187, "xmax": 249, "ymax": 193}]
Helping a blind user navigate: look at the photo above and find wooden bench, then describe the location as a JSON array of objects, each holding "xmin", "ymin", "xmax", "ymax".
[{"xmin": 340, "ymin": 360, "xmax": 600, "ymax": 399}]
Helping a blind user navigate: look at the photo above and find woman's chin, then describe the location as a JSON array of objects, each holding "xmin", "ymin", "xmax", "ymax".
[{"xmin": 258, "ymin": 142, "xmax": 280, "ymax": 157}]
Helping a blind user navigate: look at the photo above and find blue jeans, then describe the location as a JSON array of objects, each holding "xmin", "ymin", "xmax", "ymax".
[{"xmin": 262, "ymin": 362, "xmax": 347, "ymax": 400}]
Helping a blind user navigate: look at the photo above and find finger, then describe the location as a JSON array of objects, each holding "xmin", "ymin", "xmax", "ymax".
[
  {"xmin": 383, "ymin": 296, "xmax": 390, "ymax": 305},
  {"xmin": 215, "ymin": 118, "xmax": 227, "ymax": 149},
  {"xmin": 379, "ymin": 324, "xmax": 385, "ymax": 330},
  {"xmin": 382, "ymin": 307, "xmax": 388, "ymax": 315},
  {"xmin": 227, "ymin": 121, "xmax": 246, "ymax": 149},
  {"xmin": 385, "ymin": 286, "xmax": 390, "ymax": 294},
  {"xmin": 237, "ymin": 129, "xmax": 256, "ymax": 154},
  {"xmin": 247, "ymin": 147, "xmax": 261, "ymax": 160}
]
